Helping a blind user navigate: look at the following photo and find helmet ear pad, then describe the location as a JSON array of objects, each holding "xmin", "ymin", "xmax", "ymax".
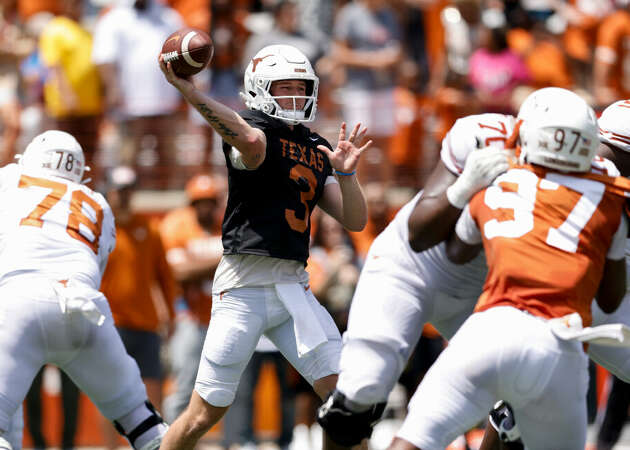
[
  {"xmin": 20, "ymin": 130, "xmax": 87, "ymax": 183},
  {"xmin": 242, "ymin": 44, "xmax": 319, "ymax": 124}
]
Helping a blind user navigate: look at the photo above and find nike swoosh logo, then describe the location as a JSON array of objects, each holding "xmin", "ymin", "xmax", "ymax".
[{"xmin": 309, "ymin": 136, "xmax": 319, "ymax": 141}]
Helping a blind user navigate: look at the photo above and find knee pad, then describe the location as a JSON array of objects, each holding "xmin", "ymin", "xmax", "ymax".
[
  {"xmin": 338, "ymin": 338, "xmax": 403, "ymax": 405},
  {"xmin": 489, "ymin": 400, "xmax": 522, "ymax": 446},
  {"xmin": 114, "ymin": 401, "xmax": 169, "ymax": 450},
  {"xmin": 316, "ymin": 389, "xmax": 386, "ymax": 447}
]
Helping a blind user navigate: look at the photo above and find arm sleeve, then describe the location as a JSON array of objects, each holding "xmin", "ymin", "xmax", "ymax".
[
  {"xmin": 607, "ymin": 213, "xmax": 628, "ymax": 260},
  {"xmin": 455, "ymin": 204, "xmax": 482, "ymax": 245}
]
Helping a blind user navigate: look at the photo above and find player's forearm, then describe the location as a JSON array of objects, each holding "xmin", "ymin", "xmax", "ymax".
[
  {"xmin": 180, "ymin": 87, "xmax": 265, "ymax": 160},
  {"xmin": 336, "ymin": 175, "xmax": 367, "ymax": 232},
  {"xmin": 408, "ymin": 193, "xmax": 464, "ymax": 252}
]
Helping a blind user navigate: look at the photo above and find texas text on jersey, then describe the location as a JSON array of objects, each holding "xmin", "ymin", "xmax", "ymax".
[{"xmin": 221, "ymin": 109, "xmax": 333, "ymax": 263}]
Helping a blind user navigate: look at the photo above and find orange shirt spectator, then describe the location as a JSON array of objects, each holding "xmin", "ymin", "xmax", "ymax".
[
  {"xmin": 167, "ymin": 0, "xmax": 210, "ymax": 31},
  {"xmin": 101, "ymin": 213, "xmax": 177, "ymax": 332},
  {"xmin": 349, "ymin": 182, "xmax": 391, "ymax": 261},
  {"xmin": 508, "ymin": 27, "xmax": 573, "ymax": 89},
  {"xmin": 18, "ymin": 0, "xmax": 60, "ymax": 21},
  {"xmin": 594, "ymin": 7, "xmax": 630, "ymax": 106}
]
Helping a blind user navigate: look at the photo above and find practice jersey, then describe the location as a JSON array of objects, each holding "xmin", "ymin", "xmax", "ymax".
[
  {"xmin": 365, "ymin": 113, "xmax": 517, "ymax": 299},
  {"xmin": 440, "ymin": 113, "xmax": 517, "ymax": 175},
  {"xmin": 456, "ymin": 162, "xmax": 628, "ymax": 326},
  {"xmin": 221, "ymin": 110, "xmax": 334, "ymax": 263},
  {"xmin": 0, "ymin": 164, "xmax": 115, "ymax": 289}
]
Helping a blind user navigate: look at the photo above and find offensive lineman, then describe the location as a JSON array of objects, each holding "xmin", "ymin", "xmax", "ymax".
[
  {"xmin": 0, "ymin": 131, "xmax": 168, "ymax": 450},
  {"xmin": 389, "ymin": 82, "xmax": 629, "ymax": 450},
  {"xmin": 318, "ymin": 114, "xmax": 514, "ymax": 445},
  {"xmin": 318, "ymin": 88, "xmax": 630, "ymax": 446},
  {"xmin": 159, "ymin": 44, "xmax": 370, "ymax": 449}
]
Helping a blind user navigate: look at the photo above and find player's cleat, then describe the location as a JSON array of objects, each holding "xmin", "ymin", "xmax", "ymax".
[{"xmin": 317, "ymin": 389, "xmax": 386, "ymax": 446}]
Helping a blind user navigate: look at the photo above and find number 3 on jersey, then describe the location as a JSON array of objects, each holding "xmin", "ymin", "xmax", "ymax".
[
  {"xmin": 483, "ymin": 169, "xmax": 604, "ymax": 253},
  {"xmin": 285, "ymin": 165, "xmax": 317, "ymax": 233},
  {"xmin": 19, "ymin": 175, "xmax": 104, "ymax": 253}
]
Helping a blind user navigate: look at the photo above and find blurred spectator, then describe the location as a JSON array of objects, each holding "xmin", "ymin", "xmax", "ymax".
[
  {"xmin": 349, "ymin": 182, "xmax": 391, "ymax": 262},
  {"xmin": 507, "ymin": 20, "xmax": 573, "ymax": 91},
  {"xmin": 38, "ymin": 0, "xmax": 104, "ymax": 185},
  {"xmin": 17, "ymin": 0, "xmax": 60, "ymax": 22},
  {"xmin": 0, "ymin": 0, "xmax": 34, "ymax": 164},
  {"xmin": 308, "ymin": 212, "xmax": 360, "ymax": 333},
  {"xmin": 209, "ymin": 0, "xmax": 249, "ymax": 108},
  {"xmin": 468, "ymin": 9, "xmax": 530, "ymax": 113},
  {"xmin": 99, "ymin": 166, "xmax": 177, "ymax": 448},
  {"xmin": 167, "ymin": 0, "xmax": 210, "ymax": 31},
  {"xmin": 159, "ymin": 173, "xmax": 225, "ymax": 422},
  {"xmin": 241, "ymin": 0, "xmax": 324, "ymax": 71},
  {"xmin": 520, "ymin": 0, "xmax": 555, "ymax": 22},
  {"xmin": 428, "ymin": 0, "xmax": 482, "ymax": 143},
  {"xmin": 221, "ymin": 335, "xmax": 295, "ymax": 450},
  {"xmin": 434, "ymin": 0, "xmax": 480, "ymax": 88},
  {"xmin": 91, "ymin": 0, "xmax": 184, "ymax": 188},
  {"xmin": 185, "ymin": 0, "xmax": 249, "ymax": 171},
  {"xmin": 558, "ymin": 0, "xmax": 611, "ymax": 89},
  {"xmin": 25, "ymin": 366, "xmax": 80, "ymax": 450},
  {"xmin": 18, "ymin": 15, "xmax": 48, "ymax": 147},
  {"xmin": 331, "ymin": 0, "xmax": 403, "ymax": 185},
  {"xmin": 593, "ymin": 2, "xmax": 630, "ymax": 108}
]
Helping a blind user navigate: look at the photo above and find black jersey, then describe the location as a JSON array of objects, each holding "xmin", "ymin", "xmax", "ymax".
[{"xmin": 221, "ymin": 110, "xmax": 334, "ymax": 263}]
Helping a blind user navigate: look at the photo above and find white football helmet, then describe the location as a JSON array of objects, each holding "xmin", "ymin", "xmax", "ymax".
[
  {"xmin": 241, "ymin": 44, "xmax": 318, "ymax": 124},
  {"xmin": 517, "ymin": 88, "xmax": 599, "ymax": 172},
  {"xmin": 19, "ymin": 130, "xmax": 87, "ymax": 183},
  {"xmin": 598, "ymin": 99, "xmax": 630, "ymax": 154}
]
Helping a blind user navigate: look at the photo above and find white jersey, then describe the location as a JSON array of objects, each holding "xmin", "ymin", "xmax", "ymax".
[
  {"xmin": 373, "ymin": 192, "xmax": 487, "ymax": 300},
  {"xmin": 0, "ymin": 164, "xmax": 115, "ymax": 289},
  {"xmin": 375, "ymin": 113, "xmax": 516, "ymax": 298}
]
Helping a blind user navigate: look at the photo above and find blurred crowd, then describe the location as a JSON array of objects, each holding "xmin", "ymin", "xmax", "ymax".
[
  {"xmin": 4, "ymin": 0, "xmax": 630, "ymax": 448},
  {"xmin": 3, "ymin": 0, "xmax": 629, "ymax": 191}
]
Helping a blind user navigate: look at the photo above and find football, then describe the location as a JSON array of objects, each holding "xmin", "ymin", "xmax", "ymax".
[{"xmin": 161, "ymin": 28, "xmax": 213, "ymax": 77}]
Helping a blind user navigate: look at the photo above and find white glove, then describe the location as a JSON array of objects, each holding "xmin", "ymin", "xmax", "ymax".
[{"xmin": 446, "ymin": 147, "xmax": 511, "ymax": 209}]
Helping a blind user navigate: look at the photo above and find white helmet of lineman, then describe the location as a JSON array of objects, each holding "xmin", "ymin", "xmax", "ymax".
[
  {"xmin": 19, "ymin": 130, "xmax": 87, "ymax": 183},
  {"xmin": 598, "ymin": 100, "xmax": 630, "ymax": 153},
  {"xmin": 517, "ymin": 87, "xmax": 599, "ymax": 172},
  {"xmin": 241, "ymin": 44, "xmax": 319, "ymax": 124}
]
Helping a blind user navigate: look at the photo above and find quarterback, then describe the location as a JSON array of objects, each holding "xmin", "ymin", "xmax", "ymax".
[
  {"xmin": 159, "ymin": 44, "xmax": 370, "ymax": 449},
  {"xmin": 0, "ymin": 131, "xmax": 168, "ymax": 450}
]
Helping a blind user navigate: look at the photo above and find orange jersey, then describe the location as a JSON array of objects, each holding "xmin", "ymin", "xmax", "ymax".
[
  {"xmin": 596, "ymin": 9, "xmax": 630, "ymax": 98},
  {"xmin": 101, "ymin": 214, "xmax": 177, "ymax": 331},
  {"xmin": 160, "ymin": 206, "xmax": 218, "ymax": 325},
  {"xmin": 461, "ymin": 164, "xmax": 628, "ymax": 326}
]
